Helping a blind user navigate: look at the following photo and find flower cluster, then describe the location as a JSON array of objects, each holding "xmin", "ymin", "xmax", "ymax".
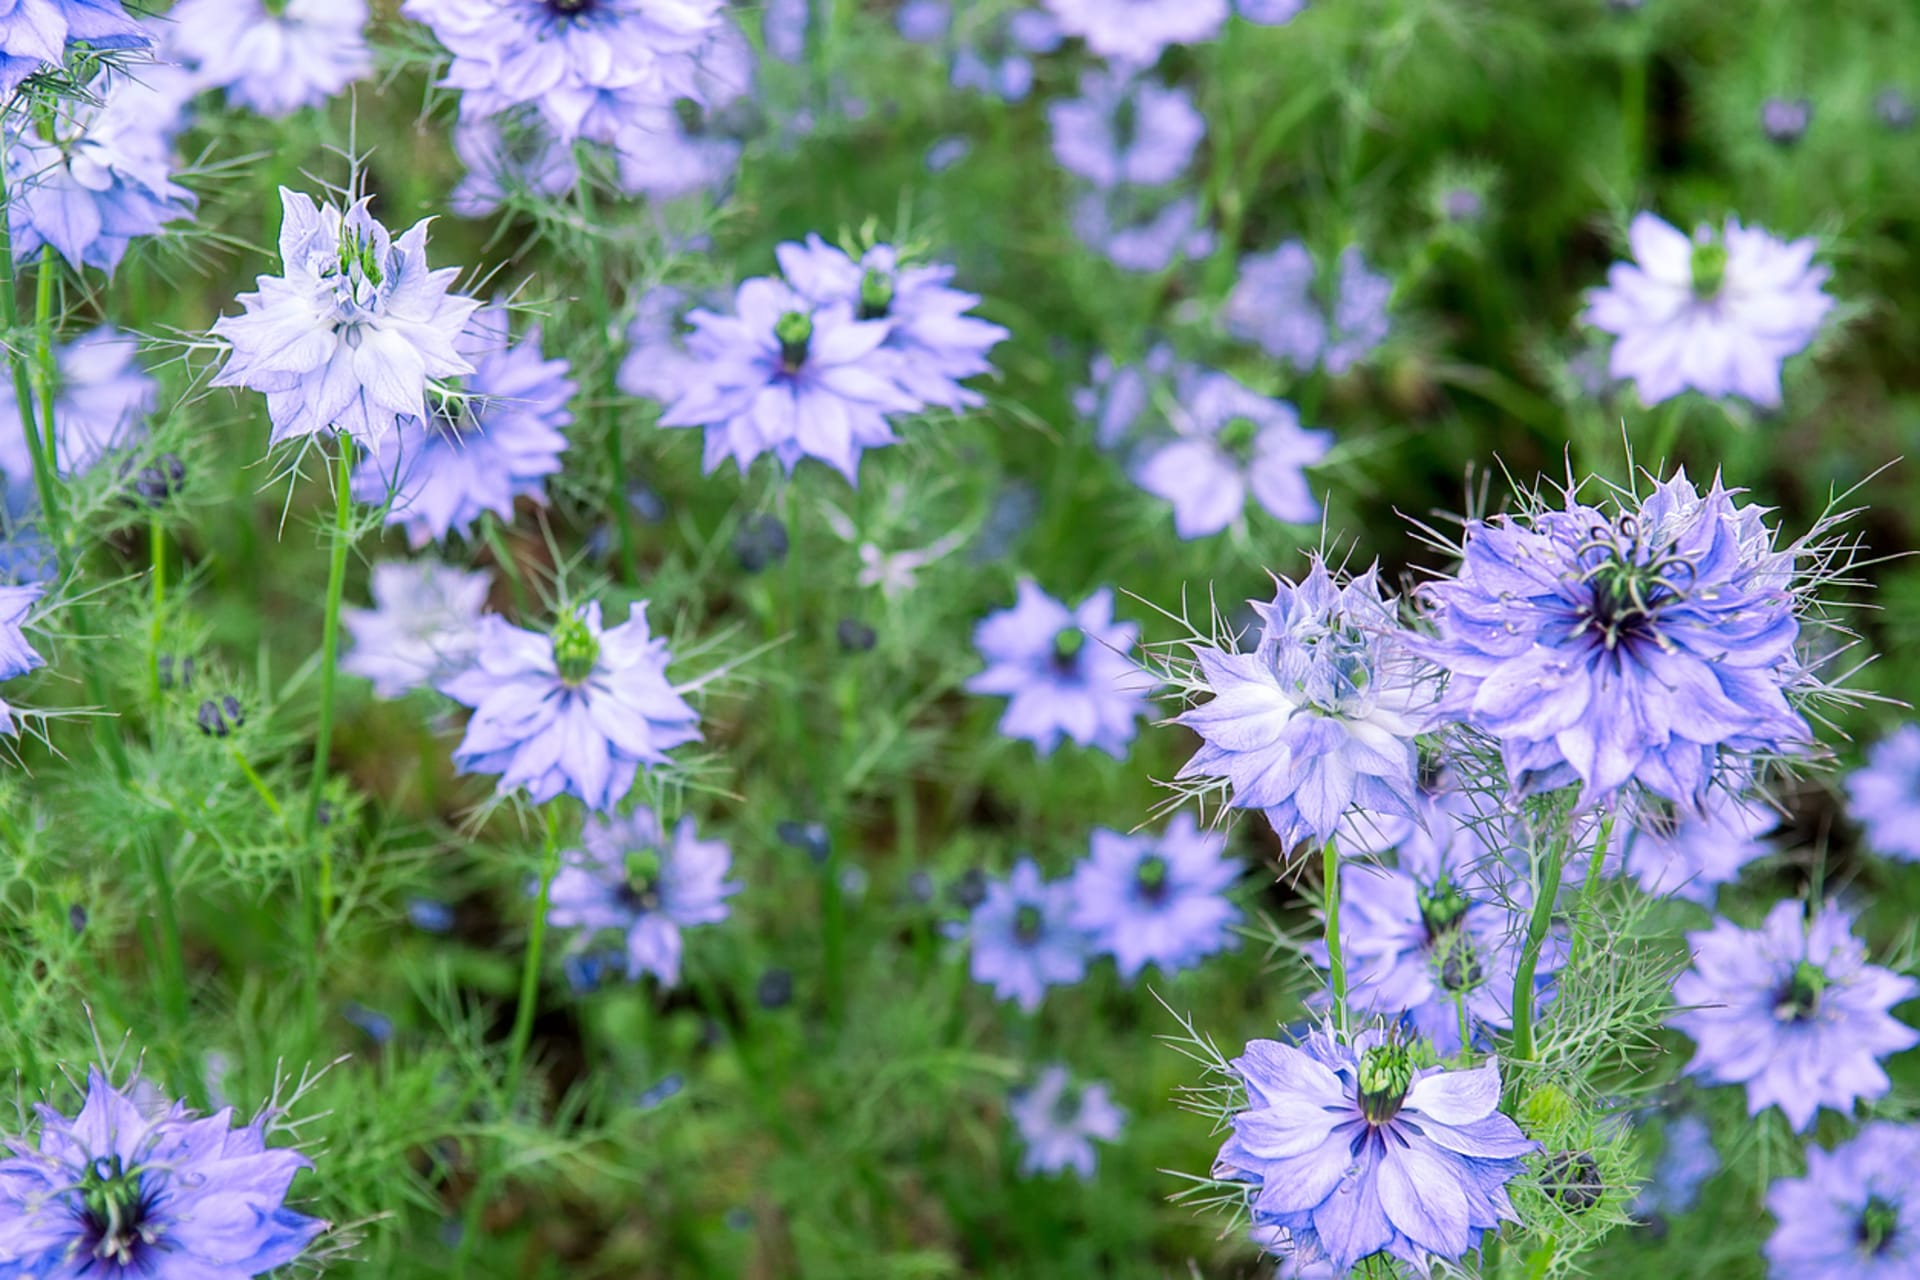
[{"xmin": 1053, "ymin": 64, "xmax": 1212, "ymax": 273}]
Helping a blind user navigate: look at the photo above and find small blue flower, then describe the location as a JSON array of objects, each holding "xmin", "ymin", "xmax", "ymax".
[
  {"xmin": 1070, "ymin": 186, "xmax": 1214, "ymax": 273},
  {"xmin": 896, "ymin": 0, "xmax": 949, "ymax": 42},
  {"xmin": 438, "ymin": 600, "xmax": 700, "ymax": 811},
  {"xmin": 0, "ymin": 1067, "xmax": 326, "ymax": 1276},
  {"xmin": 949, "ymin": 9, "xmax": 1061, "ymax": 102},
  {"xmin": 1049, "ymin": 68, "xmax": 1204, "ymax": 189},
  {"xmin": 449, "ymin": 110, "xmax": 580, "ymax": 219},
  {"xmin": 966, "ymin": 581, "xmax": 1148, "ymax": 759},
  {"xmin": 1766, "ymin": 1122, "xmax": 1920, "ymax": 1279},
  {"xmin": 1215, "ymin": 1029, "xmax": 1536, "ymax": 1274},
  {"xmin": 1074, "ymin": 343, "xmax": 1190, "ymax": 450},
  {"xmin": 342, "ymin": 560, "xmax": 490, "ymax": 700},
  {"xmin": 617, "ymin": 284, "xmax": 712, "ymax": 406},
  {"xmin": 1619, "ymin": 787, "xmax": 1777, "ymax": 903},
  {"xmin": 1670, "ymin": 900, "xmax": 1919, "ymax": 1133},
  {"xmin": 1008, "ymin": 1065, "xmax": 1124, "ymax": 1179},
  {"xmin": 1225, "ymin": 241, "xmax": 1390, "ymax": 374},
  {"xmin": 211, "ymin": 190, "xmax": 481, "ymax": 449},
  {"xmin": 1847, "ymin": 724, "xmax": 1920, "ymax": 863},
  {"xmin": 610, "ymin": 23, "xmax": 755, "ymax": 201},
  {"xmin": 966, "ymin": 858, "xmax": 1088, "ymax": 1012},
  {"xmin": 1631, "ymin": 1112, "xmax": 1718, "ymax": 1219},
  {"xmin": 0, "ymin": 326, "xmax": 153, "ymax": 497},
  {"xmin": 168, "ymin": 0, "xmax": 372, "ymax": 118},
  {"xmin": 0, "ymin": 0, "xmax": 150, "ymax": 97},
  {"xmin": 1131, "ymin": 368, "xmax": 1329, "ymax": 538},
  {"xmin": 406, "ymin": 897, "xmax": 457, "ymax": 933},
  {"xmin": 351, "ymin": 300, "xmax": 574, "ymax": 549},
  {"xmin": 1043, "ymin": 0, "xmax": 1228, "ymax": 65},
  {"xmin": 1070, "ymin": 814, "xmax": 1240, "ymax": 979},
  {"xmin": 545, "ymin": 806, "xmax": 738, "ymax": 987}
]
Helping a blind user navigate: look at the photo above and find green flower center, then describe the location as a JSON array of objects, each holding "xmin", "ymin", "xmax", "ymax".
[
  {"xmin": 1051, "ymin": 626, "xmax": 1085, "ymax": 670},
  {"xmin": 1580, "ymin": 552, "xmax": 1671, "ymax": 651},
  {"xmin": 1775, "ymin": 960, "xmax": 1829, "ymax": 1023},
  {"xmin": 775, "ymin": 310, "xmax": 814, "ymax": 372},
  {"xmin": 1419, "ymin": 879, "xmax": 1484, "ymax": 992},
  {"xmin": 858, "ymin": 267, "xmax": 895, "ymax": 321},
  {"xmin": 1689, "ymin": 237, "xmax": 1727, "ymax": 298},
  {"xmin": 1013, "ymin": 903, "xmax": 1045, "ymax": 945},
  {"xmin": 1217, "ymin": 416, "xmax": 1261, "ymax": 462},
  {"xmin": 1357, "ymin": 1043, "xmax": 1414, "ymax": 1125},
  {"xmin": 1051, "ymin": 1085, "xmax": 1083, "ymax": 1125},
  {"xmin": 551, "ymin": 613, "xmax": 600, "ymax": 687},
  {"xmin": 79, "ymin": 1154, "xmax": 152, "ymax": 1265},
  {"xmin": 622, "ymin": 848, "xmax": 663, "ymax": 912},
  {"xmin": 337, "ymin": 228, "xmax": 384, "ymax": 288},
  {"xmin": 1134, "ymin": 854, "xmax": 1171, "ymax": 905},
  {"xmin": 1859, "ymin": 1195, "xmax": 1901, "ymax": 1256}
]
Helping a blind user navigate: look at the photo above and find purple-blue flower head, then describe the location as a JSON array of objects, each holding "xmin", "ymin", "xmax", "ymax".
[
  {"xmin": 611, "ymin": 21, "xmax": 754, "ymax": 201},
  {"xmin": 1847, "ymin": 725, "xmax": 1920, "ymax": 863},
  {"xmin": 1044, "ymin": 0, "xmax": 1228, "ymax": 65},
  {"xmin": 1074, "ymin": 343, "xmax": 1189, "ymax": 450},
  {"xmin": 437, "ymin": 599, "xmax": 700, "ymax": 811},
  {"xmin": 211, "ymin": 189, "xmax": 480, "ymax": 449},
  {"xmin": 169, "ymin": 0, "xmax": 372, "ymax": 117},
  {"xmin": 352, "ymin": 301, "xmax": 574, "ymax": 548},
  {"xmin": 0, "ymin": 1067, "xmax": 325, "ymax": 1276},
  {"xmin": 966, "ymin": 858, "xmax": 1088, "ymax": 1012},
  {"xmin": 1008, "ymin": 1065, "xmax": 1124, "ymax": 1179},
  {"xmin": 1048, "ymin": 68, "xmax": 1204, "ymax": 189},
  {"xmin": 618, "ymin": 284, "xmax": 710, "ymax": 406},
  {"xmin": 1415, "ymin": 471, "xmax": 1815, "ymax": 808},
  {"xmin": 1584, "ymin": 212, "xmax": 1832, "ymax": 408},
  {"xmin": 0, "ymin": 1, "xmax": 149, "ymax": 97},
  {"xmin": 776, "ymin": 233, "xmax": 1009, "ymax": 412},
  {"xmin": 1669, "ymin": 900, "xmax": 1919, "ymax": 1133},
  {"xmin": 404, "ymin": 0, "xmax": 724, "ymax": 144},
  {"xmin": 4, "ymin": 69, "xmax": 196, "ymax": 276},
  {"xmin": 1070, "ymin": 813, "xmax": 1240, "ymax": 979},
  {"xmin": 659, "ymin": 274, "xmax": 920, "ymax": 483},
  {"xmin": 966, "ymin": 581, "xmax": 1148, "ymax": 759},
  {"xmin": 1070, "ymin": 187, "xmax": 1214, "ymax": 274},
  {"xmin": 1766, "ymin": 1122, "xmax": 1920, "ymax": 1279},
  {"xmin": 341, "ymin": 560, "xmax": 491, "ymax": 699},
  {"xmin": 0, "ymin": 326, "xmax": 152, "ymax": 493},
  {"xmin": 1619, "ymin": 787, "xmax": 1776, "ymax": 904},
  {"xmin": 1133, "ymin": 368, "xmax": 1330, "ymax": 538},
  {"xmin": 1225, "ymin": 242, "xmax": 1390, "ymax": 374},
  {"xmin": 1214, "ymin": 1029, "xmax": 1536, "ymax": 1273},
  {"xmin": 546, "ymin": 806, "xmax": 738, "ymax": 987},
  {"xmin": 1175, "ymin": 557, "xmax": 1435, "ymax": 850},
  {"xmin": 449, "ymin": 110, "xmax": 580, "ymax": 219}
]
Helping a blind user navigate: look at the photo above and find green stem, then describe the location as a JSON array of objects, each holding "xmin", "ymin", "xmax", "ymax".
[
  {"xmin": 1323, "ymin": 836, "xmax": 1347, "ymax": 1034},
  {"xmin": 141, "ymin": 835, "xmax": 191, "ymax": 1030},
  {"xmin": 1564, "ymin": 813, "xmax": 1615, "ymax": 972},
  {"xmin": 149, "ymin": 515, "xmax": 166, "ymax": 709},
  {"xmin": 0, "ymin": 170, "xmax": 63, "ymax": 538},
  {"xmin": 306, "ymin": 435, "xmax": 356, "ymax": 865},
  {"xmin": 1509, "ymin": 829, "xmax": 1569, "ymax": 1065},
  {"xmin": 505, "ymin": 807, "xmax": 564, "ymax": 1097}
]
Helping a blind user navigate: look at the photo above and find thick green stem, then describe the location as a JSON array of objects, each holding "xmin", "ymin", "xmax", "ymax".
[
  {"xmin": 1323, "ymin": 836, "xmax": 1347, "ymax": 1034},
  {"xmin": 306, "ymin": 435, "xmax": 356, "ymax": 882},
  {"xmin": 1509, "ymin": 830, "xmax": 1568, "ymax": 1064},
  {"xmin": 505, "ymin": 808, "xmax": 564, "ymax": 1097},
  {"xmin": 0, "ymin": 173, "xmax": 64, "ymax": 539},
  {"xmin": 33, "ymin": 246, "xmax": 57, "ymax": 476}
]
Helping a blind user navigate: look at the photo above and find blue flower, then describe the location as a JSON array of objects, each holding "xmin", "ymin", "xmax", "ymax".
[
  {"xmin": 610, "ymin": 23, "xmax": 754, "ymax": 201},
  {"xmin": 1631, "ymin": 1112, "xmax": 1718, "ymax": 1219},
  {"xmin": 1619, "ymin": 787, "xmax": 1777, "ymax": 903},
  {"xmin": 1043, "ymin": 0, "xmax": 1228, "ymax": 65},
  {"xmin": 966, "ymin": 581, "xmax": 1148, "ymax": 759},
  {"xmin": 776, "ymin": 233, "xmax": 1009, "ymax": 412},
  {"xmin": 1847, "ymin": 725, "xmax": 1920, "ymax": 863},
  {"xmin": 1074, "ymin": 343, "xmax": 1190, "ymax": 450},
  {"xmin": 1225, "ymin": 242, "xmax": 1391, "ymax": 374},
  {"xmin": 449, "ymin": 110, "xmax": 579, "ymax": 219},
  {"xmin": 0, "ymin": 583, "xmax": 44, "ymax": 683},
  {"xmin": 341, "ymin": 560, "xmax": 491, "ymax": 699},
  {"xmin": 1175, "ymin": 557, "xmax": 1435, "ymax": 850},
  {"xmin": 403, "ymin": 0, "xmax": 725, "ymax": 144},
  {"xmin": 0, "ymin": 1, "xmax": 149, "ymax": 97},
  {"xmin": 0, "ymin": 326, "xmax": 153, "ymax": 497},
  {"xmin": 1214, "ymin": 1029, "xmax": 1536, "ymax": 1273},
  {"xmin": 351, "ymin": 301, "xmax": 574, "ymax": 548},
  {"xmin": 1669, "ymin": 900, "xmax": 1919, "ymax": 1133},
  {"xmin": 1238, "ymin": 0, "xmax": 1308, "ymax": 24},
  {"xmin": 966, "ymin": 858, "xmax": 1088, "ymax": 1012},
  {"xmin": 0, "ymin": 1068, "xmax": 325, "ymax": 1277},
  {"xmin": 1415, "ymin": 471, "xmax": 1815, "ymax": 808},
  {"xmin": 211, "ymin": 189, "xmax": 480, "ymax": 448},
  {"xmin": 1048, "ymin": 68, "xmax": 1205, "ymax": 189},
  {"xmin": 438, "ymin": 600, "xmax": 700, "ymax": 811},
  {"xmin": 4, "ymin": 69, "xmax": 195, "ymax": 276},
  {"xmin": 168, "ymin": 0, "xmax": 372, "ymax": 118},
  {"xmin": 1070, "ymin": 813, "xmax": 1240, "ymax": 979},
  {"xmin": 658, "ymin": 273, "xmax": 920, "ymax": 483},
  {"xmin": 1007, "ymin": 1065, "xmax": 1124, "ymax": 1179},
  {"xmin": 1766, "ymin": 1122, "xmax": 1920, "ymax": 1279},
  {"xmin": 1131, "ymin": 367, "xmax": 1330, "ymax": 538},
  {"xmin": 618, "ymin": 284, "xmax": 710, "ymax": 406},
  {"xmin": 1070, "ymin": 187, "xmax": 1214, "ymax": 273},
  {"xmin": 545, "ymin": 806, "xmax": 738, "ymax": 987}
]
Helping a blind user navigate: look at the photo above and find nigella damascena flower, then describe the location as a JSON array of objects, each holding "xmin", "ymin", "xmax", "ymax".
[
  {"xmin": 1224, "ymin": 241, "xmax": 1391, "ymax": 375},
  {"xmin": 1008, "ymin": 1066, "xmax": 1124, "ymax": 1179},
  {"xmin": 351, "ymin": 301, "xmax": 574, "ymax": 548},
  {"xmin": 3, "ymin": 70, "xmax": 195, "ymax": 276},
  {"xmin": 0, "ymin": 326, "xmax": 153, "ymax": 495},
  {"xmin": 1043, "ymin": 0, "xmax": 1228, "ymax": 65},
  {"xmin": 965, "ymin": 859, "xmax": 1088, "ymax": 1011},
  {"xmin": 1669, "ymin": 900, "xmax": 1919, "ymax": 1133},
  {"xmin": 1070, "ymin": 187, "xmax": 1215, "ymax": 274},
  {"xmin": 1175, "ymin": 558, "xmax": 1435, "ymax": 850},
  {"xmin": 210, "ymin": 189, "xmax": 480, "ymax": 448},
  {"xmin": 0, "ymin": 1, "xmax": 148, "ymax": 97},
  {"xmin": 545, "ymin": 806, "xmax": 738, "ymax": 987},
  {"xmin": 437, "ymin": 600, "xmax": 701, "ymax": 811},
  {"xmin": 168, "ymin": 0, "xmax": 372, "ymax": 117},
  {"xmin": 1238, "ymin": 0, "xmax": 1308, "ymax": 24},
  {"xmin": 1074, "ymin": 343, "xmax": 1190, "ymax": 450},
  {"xmin": 341, "ymin": 560, "xmax": 491, "ymax": 699},
  {"xmin": 1414, "ymin": 470, "xmax": 1816, "ymax": 808},
  {"xmin": 659, "ymin": 274, "xmax": 920, "ymax": 483},
  {"xmin": 949, "ymin": 9, "xmax": 1062, "ymax": 103},
  {"xmin": 1847, "ymin": 725, "xmax": 1920, "ymax": 863},
  {"xmin": 1766, "ymin": 1122, "xmax": 1920, "ymax": 1279},
  {"xmin": 449, "ymin": 111, "xmax": 579, "ymax": 219},
  {"xmin": 1215, "ymin": 1030, "xmax": 1536, "ymax": 1273},
  {"xmin": 1069, "ymin": 813, "xmax": 1240, "ymax": 979},
  {"xmin": 0, "ymin": 583, "xmax": 43, "ymax": 732},
  {"xmin": 403, "ymin": 0, "xmax": 724, "ymax": 144},
  {"xmin": 0, "ymin": 1068, "xmax": 325, "ymax": 1276},
  {"xmin": 966, "ymin": 581, "xmax": 1148, "ymax": 759},
  {"xmin": 611, "ymin": 22, "xmax": 754, "ymax": 202},
  {"xmin": 1132, "ymin": 368, "xmax": 1330, "ymax": 539},
  {"xmin": 617, "ymin": 284, "xmax": 711, "ymax": 406},
  {"xmin": 1583, "ymin": 212, "xmax": 1832, "ymax": 407},
  {"xmin": 776, "ymin": 233, "xmax": 1010, "ymax": 412},
  {"xmin": 1048, "ymin": 68, "xmax": 1205, "ymax": 189},
  {"xmin": 1619, "ymin": 788, "xmax": 1777, "ymax": 903}
]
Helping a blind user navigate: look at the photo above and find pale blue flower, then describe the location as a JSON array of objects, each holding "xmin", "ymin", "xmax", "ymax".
[
  {"xmin": 341, "ymin": 560, "xmax": 491, "ymax": 699},
  {"xmin": 966, "ymin": 581, "xmax": 1148, "ymax": 759},
  {"xmin": 0, "ymin": 325, "xmax": 153, "ymax": 496},
  {"xmin": 1048, "ymin": 67, "xmax": 1204, "ymax": 189},
  {"xmin": 169, "ymin": 0, "xmax": 372, "ymax": 117},
  {"xmin": 1847, "ymin": 725, "xmax": 1920, "ymax": 863},
  {"xmin": 1069, "ymin": 813, "xmax": 1240, "ymax": 979},
  {"xmin": 0, "ymin": 0, "xmax": 149, "ymax": 97},
  {"xmin": 1131, "ymin": 368, "xmax": 1329, "ymax": 538},
  {"xmin": 1008, "ymin": 1066, "xmax": 1124, "ymax": 1179},
  {"xmin": 965, "ymin": 858, "xmax": 1089, "ymax": 1011},
  {"xmin": 1044, "ymin": 0, "xmax": 1228, "ymax": 65}
]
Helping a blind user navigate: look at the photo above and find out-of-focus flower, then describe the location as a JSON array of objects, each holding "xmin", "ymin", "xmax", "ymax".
[
  {"xmin": 966, "ymin": 581, "xmax": 1148, "ymax": 759},
  {"xmin": 0, "ymin": 1, "xmax": 149, "ymax": 97},
  {"xmin": 1619, "ymin": 789, "xmax": 1776, "ymax": 903},
  {"xmin": 1074, "ymin": 343, "xmax": 1189, "ymax": 450},
  {"xmin": 949, "ymin": 9, "xmax": 1061, "ymax": 102},
  {"xmin": 0, "ymin": 326, "xmax": 153, "ymax": 494},
  {"xmin": 1583, "ymin": 212, "xmax": 1832, "ymax": 407},
  {"xmin": 1847, "ymin": 725, "xmax": 1920, "ymax": 863},
  {"xmin": 168, "ymin": 0, "xmax": 371, "ymax": 117},
  {"xmin": 1225, "ymin": 242, "xmax": 1391, "ymax": 374},
  {"xmin": 1043, "ymin": 0, "xmax": 1228, "ymax": 66},
  {"xmin": 1008, "ymin": 1065, "xmax": 1124, "ymax": 1178},
  {"xmin": 341, "ymin": 560, "xmax": 491, "ymax": 699},
  {"xmin": 1070, "ymin": 188, "xmax": 1214, "ymax": 273},
  {"xmin": 1237, "ymin": 0, "xmax": 1308, "ymax": 24},
  {"xmin": 965, "ymin": 859, "xmax": 1088, "ymax": 1011},
  {"xmin": 449, "ymin": 110, "xmax": 579, "ymax": 218},
  {"xmin": 1048, "ymin": 68, "xmax": 1204, "ymax": 189},
  {"xmin": 611, "ymin": 23, "xmax": 756, "ymax": 201},
  {"xmin": 1669, "ymin": 900, "xmax": 1919, "ymax": 1132},
  {"xmin": 1632, "ymin": 1112, "xmax": 1718, "ymax": 1219},
  {"xmin": 1070, "ymin": 813, "xmax": 1240, "ymax": 979},
  {"xmin": 1760, "ymin": 97, "xmax": 1812, "ymax": 145},
  {"xmin": 1766, "ymin": 1122, "xmax": 1920, "ymax": 1278},
  {"xmin": 1132, "ymin": 368, "xmax": 1329, "ymax": 538}
]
